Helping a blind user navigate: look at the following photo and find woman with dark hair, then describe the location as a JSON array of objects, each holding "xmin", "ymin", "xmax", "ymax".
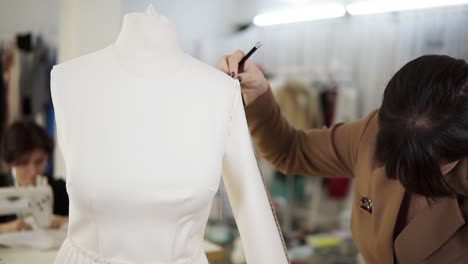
[
  {"xmin": 219, "ymin": 53, "xmax": 468, "ymax": 263},
  {"xmin": 0, "ymin": 120, "xmax": 69, "ymax": 233}
]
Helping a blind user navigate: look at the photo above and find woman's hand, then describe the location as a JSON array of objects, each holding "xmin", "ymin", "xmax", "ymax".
[
  {"xmin": 218, "ymin": 50, "xmax": 270, "ymax": 105},
  {"xmin": 0, "ymin": 219, "xmax": 32, "ymax": 233},
  {"xmin": 49, "ymin": 215, "xmax": 68, "ymax": 229}
]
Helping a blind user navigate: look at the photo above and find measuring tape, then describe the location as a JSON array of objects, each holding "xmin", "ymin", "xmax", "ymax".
[{"xmin": 248, "ymin": 132, "xmax": 291, "ymax": 263}]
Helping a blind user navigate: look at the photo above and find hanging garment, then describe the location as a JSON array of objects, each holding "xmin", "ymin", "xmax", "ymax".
[
  {"xmin": 273, "ymin": 81, "xmax": 323, "ymax": 209},
  {"xmin": 17, "ymin": 48, "xmax": 34, "ymax": 117},
  {"xmin": 334, "ymin": 87, "xmax": 358, "ymax": 124},
  {"xmin": 274, "ymin": 81, "xmax": 323, "ymax": 130},
  {"xmin": 30, "ymin": 37, "xmax": 53, "ymax": 116},
  {"xmin": 15, "ymin": 33, "xmax": 53, "ymax": 118},
  {"xmin": 7, "ymin": 48, "xmax": 21, "ymax": 123},
  {"xmin": 16, "ymin": 33, "xmax": 33, "ymax": 52},
  {"xmin": 320, "ymin": 88, "xmax": 337, "ymax": 128},
  {"xmin": 0, "ymin": 54, "xmax": 6, "ymax": 141},
  {"xmin": 327, "ymin": 87, "xmax": 358, "ymax": 198},
  {"xmin": 324, "ymin": 87, "xmax": 357, "ymax": 199},
  {"xmin": 45, "ymin": 102, "xmax": 55, "ymax": 176},
  {"xmin": 272, "ymin": 170, "xmax": 306, "ymax": 202}
]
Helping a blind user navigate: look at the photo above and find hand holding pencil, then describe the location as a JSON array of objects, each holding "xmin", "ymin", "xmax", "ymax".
[{"xmin": 218, "ymin": 42, "xmax": 269, "ymax": 106}]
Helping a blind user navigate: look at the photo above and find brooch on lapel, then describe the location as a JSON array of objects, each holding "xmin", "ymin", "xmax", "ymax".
[{"xmin": 360, "ymin": 197, "xmax": 373, "ymax": 214}]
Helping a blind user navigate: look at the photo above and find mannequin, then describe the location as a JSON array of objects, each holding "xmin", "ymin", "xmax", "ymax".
[{"xmin": 51, "ymin": 5, "xmax": 288, "ymax": 264}]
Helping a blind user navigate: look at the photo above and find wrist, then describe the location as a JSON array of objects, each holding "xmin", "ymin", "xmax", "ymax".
[
  {"xmin": 0, "ymin": 222, "xmax": 13, "ymax": 233},
  {"xmin": 259, "ymin": 78, "xmax": 269, "ymax": 94},
  {"xmin": 244, "ymin": 84, "xmax": 270, "ymax": 106}
]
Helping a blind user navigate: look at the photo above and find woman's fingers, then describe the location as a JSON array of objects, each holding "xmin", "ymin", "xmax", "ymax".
[
  {"xmin": 15, "ymin": 220, "xmax": 32, "ymax": 231},
  {"xmin": 227, "ymin": 50, "xmax": 245, "ymax": 77},
  {"xmin": 218, "ymin": 55, "xmax": 230, "ymax": 75}
]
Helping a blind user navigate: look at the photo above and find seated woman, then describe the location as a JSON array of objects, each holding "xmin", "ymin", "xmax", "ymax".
[{"xmin": 0, "ymin": 120, "xmax": 69, "ymax": 233}]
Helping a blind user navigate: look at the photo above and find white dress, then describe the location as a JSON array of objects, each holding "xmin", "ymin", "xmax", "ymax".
[{"xmin": 51, "ymin": 9, "xmax": 288, "ymax": 264}]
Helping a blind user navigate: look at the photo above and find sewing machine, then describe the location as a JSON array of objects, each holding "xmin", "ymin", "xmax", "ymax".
[{"xmin": 0, "ymin": 185, "xmax": 53, "ymax": 228}]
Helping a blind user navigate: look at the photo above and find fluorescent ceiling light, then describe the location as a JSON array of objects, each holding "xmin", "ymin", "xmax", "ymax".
[
  {"xmin": 347, "ymin": 0, "xmax": 468, "ymax": 15},
  {"xmin": 253, "ymin": 3, "xmax": 346, "ymax": 26}
]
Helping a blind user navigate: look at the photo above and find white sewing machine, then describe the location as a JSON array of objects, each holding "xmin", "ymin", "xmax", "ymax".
[{"xmin": 0, "ymin": 185, "xmax": 53, "ymax": 228}]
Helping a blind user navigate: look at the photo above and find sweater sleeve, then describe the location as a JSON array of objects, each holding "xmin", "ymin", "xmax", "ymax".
[{"xmin": 245, "ymin": 88, "xmax": 377, "ymax": 178}]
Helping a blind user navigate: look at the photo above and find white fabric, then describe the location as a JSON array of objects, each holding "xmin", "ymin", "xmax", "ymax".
[
  {"xmin": 7, "ymin": 48, "xmax": 22, "ymax": 123},
  {"xmin": 51, "ymin": 7, "xmax": 288, "ymax": 264},
  {"xmin": 334, "ymin": 87, "xmax": 358, "ymax": 124}
]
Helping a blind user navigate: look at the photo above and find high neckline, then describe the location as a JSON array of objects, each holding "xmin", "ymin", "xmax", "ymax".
[
  {"xmin": 113, "ymin": 4, "xmax": 183, "ymax": 59},
  {"xmin": 110, "ymin": 5, "xmax": 186, "ymax": 80}
]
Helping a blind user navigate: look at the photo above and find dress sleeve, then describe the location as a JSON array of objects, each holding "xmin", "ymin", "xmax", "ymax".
[{"xmin": 222, "ymin": 82, "xmax": 289, "ymax": 263}]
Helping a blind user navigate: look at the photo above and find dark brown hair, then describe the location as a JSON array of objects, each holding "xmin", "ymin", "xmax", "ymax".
[
  {"xmin": 1, "ymin": 120, "xmax": 54, "ymax": 164},
  {"xmin": 376, "ymin": 55, "xmax": 468, "ymax": 198}
]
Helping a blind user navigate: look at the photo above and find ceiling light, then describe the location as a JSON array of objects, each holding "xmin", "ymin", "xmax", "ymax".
[
  {"xmin": 347, "ymin": 0, "xmax": 468, "ymax": 15},
  {"xmin": 253, "ymin": 3, "xmax": 346, "ymax": 26}
]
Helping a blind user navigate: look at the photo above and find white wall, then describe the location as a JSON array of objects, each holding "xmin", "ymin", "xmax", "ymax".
[
  {"xmin": 0, "ymin": 0, "xmax": 59, "ymax": 45},
  {"xmin": 58, "ymin": 0, "xmax": 122, "ymax": 62},
  {"xmin": 120, "ymin": 0, "xmax": 239, "ymax": 58},
  {"xmin": 56, "ymin": 0, "xmax": 241, "ymax": 60}
]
